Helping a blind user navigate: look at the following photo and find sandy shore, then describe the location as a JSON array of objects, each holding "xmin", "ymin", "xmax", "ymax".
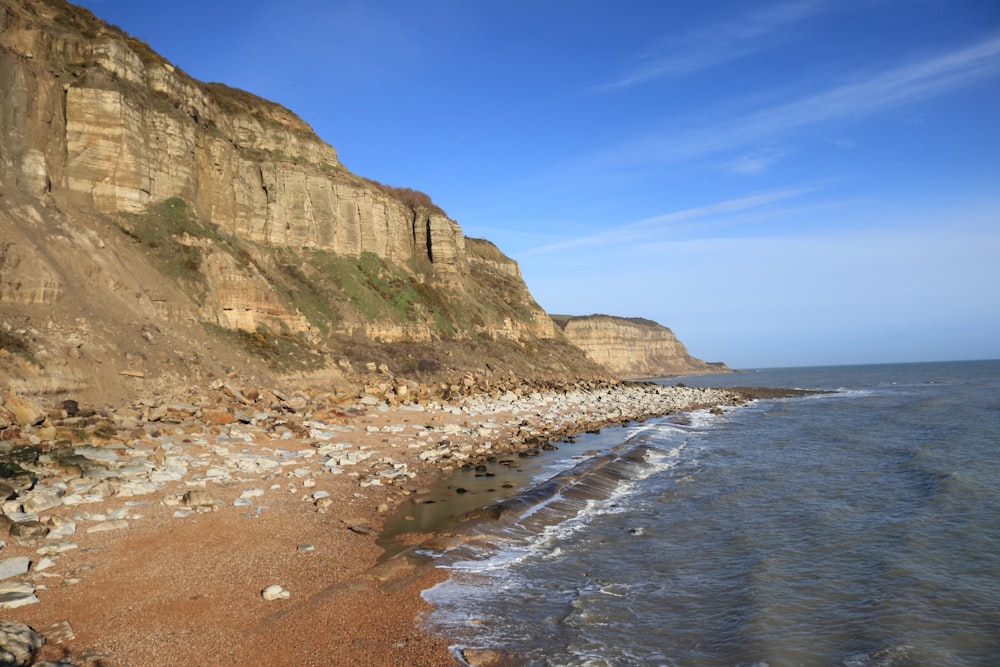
[{"xmin": 0, "ymin": 381, "xmax": 747, "ymax": 666}]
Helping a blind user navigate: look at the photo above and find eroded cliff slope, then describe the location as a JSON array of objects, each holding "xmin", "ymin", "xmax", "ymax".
[
  {"xmin": 0, "ymin": 0, "xmax": 604, "ymax": 404},
  {"xmin": 553, "ymin": 315, "xmax": 728, "ymax": 379}
]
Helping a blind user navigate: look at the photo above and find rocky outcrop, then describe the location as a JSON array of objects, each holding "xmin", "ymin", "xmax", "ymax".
[
  {"xmin": 0, "ymin": 1, "xmax": 724, "ymax": 404},
  {"xmin": 553, "ymin": 315, "xmax": 728, "ymax": 379},
  {"xmin": 0, "ymin": 0, "xmax": 463, "ymax": 271},
  {"xmin": 0, "ymin": 0, "xmax": 602, "ymax": 403}
]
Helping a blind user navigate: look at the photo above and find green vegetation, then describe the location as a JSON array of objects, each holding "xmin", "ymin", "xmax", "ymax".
[
  {"xmin": 269, "ymin": 248, "xmax": 456, "ymax": 338},
  {"xmin": 269, "ymin": 238, "xmax": 543, "ymax": 343},
  {"xmin": 200, "ymin": 322, "xmax": 324, "ymax": 372},
  {"xmin": 118, "ymin": 197, "xmax": 223, "ymax": 303},
  {"xmin": 0, "ymin": 330, "xmax": 39, "ymax": 366},
  {"xmin": 50, "ymin": 1, "xmax": 103, "ymax": 40},
  {"xmin": 271, "ymin": 251, "xmax": 340, "ymax": 334},
  {"xmin": 361, "ymin": 178, "xmax": 447, "ymax": 217}
]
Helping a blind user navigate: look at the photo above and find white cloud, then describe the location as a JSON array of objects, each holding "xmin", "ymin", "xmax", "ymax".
[
  {"xmin": 521, "ymin": 187, "xmax": 814, "ymax": 256},
  {"xmin": 725, "ymin": 146, "xmax": 792, "ymax": 174},
  {"xmin": 600, "ymin": 35, "xmax": 1000, "ymax": 165},
  {"xmin": 829, "ymin": 137, "xmax": 856, "ymax": 149},
  {"xmin": 598, "ymin": 0, "xmax": 829, "ymax": 90}
]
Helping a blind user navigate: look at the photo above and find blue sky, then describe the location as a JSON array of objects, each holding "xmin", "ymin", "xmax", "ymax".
[{"xmin": 75, "ymin": 0, "xmax": 1000, "ymax": 368}]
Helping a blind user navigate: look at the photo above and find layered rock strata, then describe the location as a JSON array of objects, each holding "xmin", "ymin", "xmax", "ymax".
[
  {"xmin": 0, "ymin": 0, "xmax": 569, "ymax": 402},
  {"xmin": 553, "ymin": 314, "xmax": 728, "ymax": 379},
  {"xmin": 1, "ymin": 1, "xmax": 462, "ymax": 271}
]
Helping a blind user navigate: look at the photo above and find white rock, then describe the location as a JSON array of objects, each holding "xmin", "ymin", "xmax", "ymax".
[
  {"xmin": 34, "ymin": 557, "xmax": 56, "ymax": 572},
  {"xmin": 36, "ymin": 542, "xmax": 77, "ymax": 556},
  {"xmin": 86, "ymin": 520, "xmax": 129, "ymax": 534},
  {"xmin": 261, "ymin": 584, "xmax": 291, "ymax": 601},
  {"xmin": 73, "ymin": 446, "xmax": 118, "ymax": 463},
  {"xmin": 20, "ymin": 489, "xmax": 63, "ymax": 514},
  {"xmin": 120, "ymin": 480, "xmax": 158, "ymax": 496},
  {"xmin": 0, "ymin": 582, "xmax": 39, "ymax": 609},
  {"xmin": 149, "ymin": 469, "xmax": 184, "ymax": 483},
  {"xmin": 0, "ymin": 557, "xmax": 31, "ymax": 581},
  {"xmin": 0, "ymin": 619, "xmax": 44, "ymax": 662},
  {"xmin": 235, "ymin": 456, "xmax": 280, "ymax": 474}
]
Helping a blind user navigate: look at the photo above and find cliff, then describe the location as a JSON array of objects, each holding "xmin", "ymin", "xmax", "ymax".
[
  {"xmin": 552, "ymin": 315, "xmax": 729, "ymax": 379},
  {"xmin": 0, "ymin": 0, "xmax": 722, "ymax": 405},
  {"xmin": 0, "ymin": 0, "xmax": 596, "ymax": 402}
]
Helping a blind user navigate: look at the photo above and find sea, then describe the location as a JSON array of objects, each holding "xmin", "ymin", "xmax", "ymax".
[{"xmin": 394, "ymin": 360, "xmax": 1000, "ymax": 666}]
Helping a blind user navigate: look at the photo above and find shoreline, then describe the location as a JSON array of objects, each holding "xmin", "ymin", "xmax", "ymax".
[{"xmin": 0, "ymin": 380, "xmax": 751, "ymax": 666}]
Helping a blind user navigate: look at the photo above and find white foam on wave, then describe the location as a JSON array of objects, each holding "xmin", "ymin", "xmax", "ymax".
[
  {"xmin": 422, "ymin": 419, "xmax": 711, "ymax": 648},
  {"xmin": 437, "ymin": 441, "xmax": 691, "ymax": 576}
]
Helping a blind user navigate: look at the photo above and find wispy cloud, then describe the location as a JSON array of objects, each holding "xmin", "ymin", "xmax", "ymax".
[
  {"xmin": 829, "ymin": 137, "xmax": 857, "ymax": 149},
  {"xmin": 725, "ymin": 145, "xmax": 793, "ymax": 174},
  {"xmin": 602, "ymin": 35, "xmax": 1000, "ymax": 165},
  {"xmin": 521, "ymin": 187, "xmax": 814, "ymax": 256},
  {"xmin": 598, "ymin": 0, "xmax": 828, "ymax": 91}
]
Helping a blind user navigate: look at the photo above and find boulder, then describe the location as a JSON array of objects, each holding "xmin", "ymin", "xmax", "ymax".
[
  {"xmin": 181, "ymin": 490, "xmax": 216, "ymax": 509},
  {"xmin": 1, "ymin": 396, "xmax": 45, "ymax": 428},
  {"xmin": 0, "ymin": 620, "xmax": 44, "ymax": 665},
  {"xmin": 0, "ymin": 582, "xmax": 40, "ymax": 610},
  {"xmin": 0, "ymin": 557, "xmax": 31, "ymax": 581},
  {"xmin": 461, "ymin": 648, "xmax": 502, "ymax": 667},
  {"xmin": 8, "ymin": 521, "xmax": 48, "ymax": 542}
]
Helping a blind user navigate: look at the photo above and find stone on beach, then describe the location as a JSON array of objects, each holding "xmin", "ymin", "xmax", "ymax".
[
  {"xmin": 8, "ymin": 521, "xmax": 48, "ymax": 542},
  {"xmin": 0, "ymin": 374, "xmax": 747, "ymax": 665},
  {"xmin": 462, "ymin": 647, "xmax": 503, "ymax": 667},
  {"xmin": 261, "ymin": 584, "xmax": 291, "ymax": 601},
  {"xmin": 0, "ymin": 582, "xmax": 39, "ymax": 609},
  {"xmin": 0, "ymin": 620, "xmax": 44, "ymax": 665},
  {"xmin": 86, "ymin": 519, "xmax": 128, "ymax": 534},
  {"xmin": 0, "ymin": 557, "xmax": 30, "ymax": 580},
  {"xmin": 181, "ymin": 490, "xmax": 217, "ymax": 512}
]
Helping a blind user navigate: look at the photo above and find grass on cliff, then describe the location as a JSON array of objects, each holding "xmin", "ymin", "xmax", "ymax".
[
  {"xmin": 117, "ymin": 197, "xmax": 223, "ymax": 303},
  {"xmin": 271, "ymin": 241, "xmax": 542, "ymax": 343},
  {"xmin": 269, "ymin": 248, "xmax": 454, "ymax": 337},
  {"xmin": 442, "ymin": 238, "xmax": 540, "ymax": 335},
  {"xmin": 199, "ymin": 322, "xmax": 325, "ymax": 372},
  {"xmin": 0, "ymin": 330, "xmax": 40, "ymax": 367}
]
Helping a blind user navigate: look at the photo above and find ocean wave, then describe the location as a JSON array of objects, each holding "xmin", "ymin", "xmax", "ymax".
[{"xmin": 417, "ymin": 439, "xmax": 688, "ymax": 573}]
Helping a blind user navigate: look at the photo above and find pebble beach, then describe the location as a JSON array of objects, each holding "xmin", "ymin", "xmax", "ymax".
[{"xmin": 0, "ymin": 379, "xmax": 746, "ymax": 666}]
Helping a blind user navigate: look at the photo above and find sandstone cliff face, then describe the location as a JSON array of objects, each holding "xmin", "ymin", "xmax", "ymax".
[
  {"xmin": 1, "ymin": 0, "xmax": 466, "ymax": 274},
  {"xmin": 0, "ymin": 1, "xmax": 722, "ymax": 404},
  {"xmin": 0, "ymin": 0, "xmax": 538, "ymax": 329},
  {"xmin": 0, "ymin": 0, "xmax": 582, "ymax": 403},
  {"xmin": 554, "ymin": 315, "xmax": 728, "ymax": 379}
]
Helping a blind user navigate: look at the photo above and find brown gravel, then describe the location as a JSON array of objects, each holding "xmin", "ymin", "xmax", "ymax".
[
  {"xmin": 1, "ymin": 417, "xmax": 465, "ymax": 666},
  {"xmin": 0, "ymin": 383, "xmax": 752, "ymax": 666}
]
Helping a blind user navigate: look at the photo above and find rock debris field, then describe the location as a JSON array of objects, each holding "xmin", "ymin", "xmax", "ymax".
[{"xmin": 0, "ymin": 378, "xmax": 745, "ymax": 666}]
